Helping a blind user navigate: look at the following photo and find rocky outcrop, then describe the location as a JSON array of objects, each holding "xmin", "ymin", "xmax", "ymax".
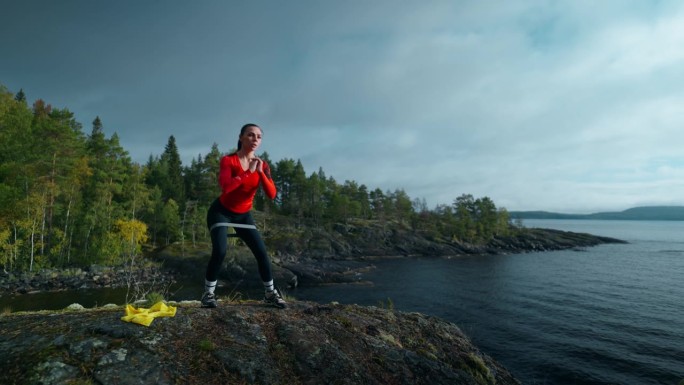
[
  {"xmin": 486, "ymin": 227, "xmax": 626, "ymax": 253},
  {"xmin": 0, "ymin": 265, "xmax": 174, "ymax": 295},
  {"xmin": 150, "ymin": 224, "xmax": 627, "ymax": 289},
  {"xmin": 0, "ymin": 225, "xmax": 626, "ymax": 295},
  {"xmin": 271, "ymin": 226, "xmax": 624, "ymax": 287},
  {"xmin": 265, "ymin": 221, "xmax": 626, "ymax": 260},
  {"xmin": 0, "ymin": 300, "xmax": 521, "ymax": 385}
]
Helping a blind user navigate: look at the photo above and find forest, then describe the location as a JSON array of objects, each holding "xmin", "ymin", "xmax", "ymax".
[{"xmin": 0, "ymin": 84, "xmax": 512, "ymax": 273}]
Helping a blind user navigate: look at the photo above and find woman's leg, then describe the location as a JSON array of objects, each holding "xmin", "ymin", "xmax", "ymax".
[
  {"xmin": 206, "ymin": 224, "xmax": 228, "ymax": 282},
  {"xmin": 235, "ymin": 213, "xmax": 273, "ymax": 285},
  {"xmin": 236, "ymin": 223, "xmax": 286, "ymax": 308},
  {"xmin": 206, "ymin": 199, "xmax": 230, "ymax": 283},
  {"xmin": 202, "ymin": 199, "xmax": 228, "ymax": 307}
]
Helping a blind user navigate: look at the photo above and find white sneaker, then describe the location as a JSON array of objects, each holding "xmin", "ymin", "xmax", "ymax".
[
  {"xmin": 201, "ymin": 292, "xmax": 217, "ymax": 308},
  {"xmin": 264, "ymin": 288, "xmax": 287, "ymax": 309}
]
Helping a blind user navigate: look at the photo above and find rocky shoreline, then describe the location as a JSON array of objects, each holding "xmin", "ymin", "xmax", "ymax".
[
  {"xmin": 0, "ymin": 226, "xmax": 626, "ymax": 385},
  {"xmin": 0, "ymin": 227, "xmax": 626, "ymax": 298},
  {"xmin": 0, "ymin": 264, "xmax": 175, "ymax": 297}
]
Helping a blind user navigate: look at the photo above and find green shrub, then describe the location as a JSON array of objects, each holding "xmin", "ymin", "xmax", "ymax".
[
  {"xmin": 145, "ymin": 291, "xmax": 165, "ymax": 306},
  {"xmin": 461, "ymin": 353, "xmax": 495, "ymax": 385},
  {"xmin": 198, "ymin": 338, "xmax": 216, "ymax": 352},
  {"xmin": 377, "ymin": 297, "xmax": 394, "ymax": 310}
]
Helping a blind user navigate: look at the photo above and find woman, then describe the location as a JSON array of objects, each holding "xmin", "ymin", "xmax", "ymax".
[{"xmin": 202, "ymin": 123, "xmax": 286, "ymax": 308}]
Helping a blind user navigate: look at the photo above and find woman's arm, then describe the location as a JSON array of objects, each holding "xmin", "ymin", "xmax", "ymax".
[{"xmin": 259, "ymin": 161, "xmax": 277, "ymax": 199}]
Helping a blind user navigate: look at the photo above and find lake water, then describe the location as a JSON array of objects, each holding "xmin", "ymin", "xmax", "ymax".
[
  {"xmin": 2, "ymin": 220, "xmax": 683, "ymax": 384},
  {"xmin": 292, "ymin": 220, "xmax": 684, "ymax": 385}
]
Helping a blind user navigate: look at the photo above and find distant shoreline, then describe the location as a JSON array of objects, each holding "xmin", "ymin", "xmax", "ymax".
[{"xmin": 510, "ymin": 205, "xmax": 684, "ymax": 221}]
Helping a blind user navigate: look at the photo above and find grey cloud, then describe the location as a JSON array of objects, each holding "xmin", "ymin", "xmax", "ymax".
[{"xmin": 4, "ymin": 0, "xmax": 684, "ymax": 211}]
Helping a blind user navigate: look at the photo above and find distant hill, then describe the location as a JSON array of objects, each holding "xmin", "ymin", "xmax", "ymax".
[{"xmin": 509, "ymin": 206, "xmax": 684, "ymax": 221}]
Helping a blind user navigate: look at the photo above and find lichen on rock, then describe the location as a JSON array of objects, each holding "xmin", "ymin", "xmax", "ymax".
[{"xmin": 0, "ymin": 300, "xmax": 521, "ymax": 385}]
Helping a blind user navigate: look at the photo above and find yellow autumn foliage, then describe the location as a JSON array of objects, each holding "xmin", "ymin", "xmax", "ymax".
[{"xmin": 114, "ymin": 219, "xmax": 149, "ymax": 254}]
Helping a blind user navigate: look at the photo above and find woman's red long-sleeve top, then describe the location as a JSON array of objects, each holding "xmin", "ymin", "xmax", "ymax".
[{"xmin": 217, "ymin": 153, "xmax": 277, "ymax": 214}]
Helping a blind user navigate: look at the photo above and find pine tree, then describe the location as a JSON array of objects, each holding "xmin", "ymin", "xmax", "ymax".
[
  {"xmin": 14, "ymin": 88, "xmax": 26, "ymax": 103},
  {"xmin": 201, "ymin": 143, "xmax": 222, "ymax": 205},
  {"xmin": 305, "ymin": 168, "xmax": 327, "ymax": 223},
  {"xmin": 78, "ymin": 118, "xmax": 132, "ymax": 264},
  {"xmin": 161, "ymin": 135, "xmax": 185, "ymax": 207},
  {"xmin": 253, "ymin": 151, "xmax": 277, "ymax": 212},
  {"xmin": 273, "ymin": 158, "xmax": 296, "ymax": 212},
  {"xmin": 92, "ymin": 116, "xmax": 103, "ymax": 135}
]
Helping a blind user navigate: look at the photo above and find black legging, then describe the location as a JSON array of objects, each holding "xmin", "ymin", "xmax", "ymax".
[{"xmin": 205, "ymin": 198, "xmax": 272, "ymax": 283}]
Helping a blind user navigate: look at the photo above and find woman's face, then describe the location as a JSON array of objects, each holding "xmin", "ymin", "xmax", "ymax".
[{"xmin": 240, "ymin": 125, "xmax": 262, "ymax": 152}]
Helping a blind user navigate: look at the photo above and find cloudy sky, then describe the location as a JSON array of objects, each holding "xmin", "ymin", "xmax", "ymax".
[{"xmin": 3, "ymin": 0, "xmax": 684, "ymax": 213}]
